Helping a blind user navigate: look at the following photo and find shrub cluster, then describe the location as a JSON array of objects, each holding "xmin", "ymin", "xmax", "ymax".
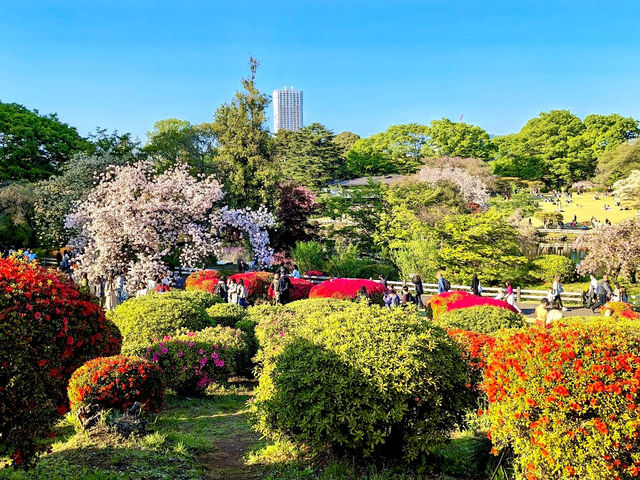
[
  {"xmin": 484, "ymin": 321, "xmax": 640, "ymax": 479},
  {"xmin": 445, "ymin": 295, "xmax": 519, "ymax": 314},
  {"xmin": 0, "ymin": 257, "xmax": 121, "ymax": 467},
  {"xmin": 308, "ymin": 278, "xmax": 387, "ymax": 305},
  {"xmin": 107, "ymin": 293, "xmax": 212, "ymax": 355},
  {"xmin": 530, "ymin": 254, "xmax": 577, "ymax": 284},
  {"xmin": 145, "ymin": 326, "xmax": 246, "ymax": 395},
  {"xmin": 425, "ymin": 291, "xmax": 471, "ymax": 320},
  {"xmin": 68, "ymin": 355, "xmax": 165, "ymax": 413},
  {"xmin": 436, "ymin": 305, "xmax": 525, "ymax": 334},
  {"xmin": 267, "ymin": 277, "xmax": 314, "ymax": 302},
  {"xmin": 446, "ymin": 329, "xmax": 496, "ymax": 395},
  {"xmin": 229, "ymin": 272, "xmax": 274, "ymax": 301},
  {"xmin": 207, "ymin": 303, "xmax": 247, "ymax": 327},
  {"xmin": 159, "ymin": 289, "xmax": 223, "ymax": 310},
  {"xmin": 185, "ymin": 269, "xmax": 220, "ymax": 295},
  {"xmin": 602, "ymin": 301, "xmax": 640, "ymax": 321},
  {"xmin": 251, "ymin": 301, "xmax": 472, "ymax": 460}
]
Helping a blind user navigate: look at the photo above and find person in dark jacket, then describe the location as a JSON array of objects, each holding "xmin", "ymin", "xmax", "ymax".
[
  {"xmin": 277, "ymin": 272, "xmax": 291, "ymax": 305},
  {"xmin": 214, "ymin": 275, "xmax": 228, "ymax": 302},
  {"xmin": 471, "ymin": 274, "xmax": 481, "ymax": 296},
  {"xmin": 413, "ymin": 275, "xmax": 425, "ymax": 308},
  {"xmin": 592, "ymin": 275, "xmax": 613, "ymax": 312}
]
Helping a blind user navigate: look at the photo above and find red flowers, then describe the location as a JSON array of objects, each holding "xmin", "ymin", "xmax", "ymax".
[
  {"xmin": 426, "ymin": 291, "xmax": 471, "ymax": 320},
  {"xmin": 228, "ymin": 272, "xmax": 274, "ymax": 299},
  {"xmin": 185, "ymin": 269, "xmax": 220, "ymax": 294},
  {"xmin": 309, "ymin": 278, "xmax": 387, "ymax": 304},
  {"xmin": 268, "ymin": 278, "xmax": 314, "ymax": 302},
  {"xmin": 602, "ymin": 302, "xmax": 639, "ymax": 321},
  {"xmin": 446, "ymin": 295, "xmax": 518, "ymax": 314}
]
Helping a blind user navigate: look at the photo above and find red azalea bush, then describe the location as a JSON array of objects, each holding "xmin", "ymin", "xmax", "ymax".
[
  {"xmin": 309, "ymin": 278, "xmax": 387, "ymax": 305},
  {"xmin": 602, "ymin": 301, "xmax": 640, "ymax": 321},
  {"xmin": 229, "ymin": 272, "xmax": 274, "ymax": 301},
  {"xmin": 0, "ymin": 256, "xmax": 121, "ymax": 467},
  {"xmin": 305, "ymin": 270, "xmax": 324, "ymax": 277},
  {"xmin": 425, "ymin": 291, "xmax": 472, "ymax": 320},
  {"xmin": 446, "ymin": 295, "xmax": 518, "ymax": 314},
  {"xmin": 268, "ymin": 278, "xmax": 314, "ymax": 302},
  {"xmin": 484, "ymin": 321, "xmax": 640, "ymax": 479},
  {"xmin": 185, "ymin": 269, "xmax": 220, "ymax": 294},
  {"xmin": 447, "ymin": 329, "xmax": 496, "ymax": 378},
  {"xmin": 68, "ymin": 355, "xmax": 165, "ymax": 413}
]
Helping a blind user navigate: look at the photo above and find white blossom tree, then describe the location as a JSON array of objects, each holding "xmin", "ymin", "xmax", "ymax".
[
  {"xmin": 66, "ymin": 161, "xmax": 274, "ymax": 288},
  {"xmin": 414, "ymin": 165, "xmax": 489, "ymax": 209},
  {"xmin": 613, "ymin": 170, "xmax": 640, "ymax": 206}
]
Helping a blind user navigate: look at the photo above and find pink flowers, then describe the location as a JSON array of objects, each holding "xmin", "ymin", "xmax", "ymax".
[
  {"xmin": 446, "ymin": 296, "xmax": 518, "ymax": 313},
  {"xmin": 309, "ymin": 278, "xmax": 387, "ymax": 304}
]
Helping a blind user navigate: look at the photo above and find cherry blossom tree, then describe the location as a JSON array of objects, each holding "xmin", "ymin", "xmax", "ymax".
[
  {"xmin": 66, "ymin": 161, "xmax": 274, "ymax": 289},
  {"xmin": 414, "ymin": 165, "xmax": 489, "ymax": 209},
  {"xmin": 613, "ymin": 170, "xmax": 640, "ymax": 206},
  {"xmin": 575, "ymin": 218, "xmax": 640, "ymax": 281}
]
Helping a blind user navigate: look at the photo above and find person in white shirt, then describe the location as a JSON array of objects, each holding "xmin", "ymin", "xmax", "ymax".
[
  {"xmin": 588, "ymin": 274, "xmax": 598, "ymax": 307},
  {"xmin": 227, "ymin": 278, "xmax": 238, "ymax": 304},
  {"xmin": 552, "ymin": 276, "xmax": 568, "ymax": 311}
]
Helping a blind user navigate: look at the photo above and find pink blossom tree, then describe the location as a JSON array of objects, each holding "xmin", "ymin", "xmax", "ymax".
[
  {"xmin": 414, "ymin": 165, "xmax": 489, "ymax": 209},
  {"xmin": 575, "ymin": 218, "xmax": 640, "ymax": 281},
  {"xmin": 66, "ymin": 161, "xmax": 274, "ymax": 288}
]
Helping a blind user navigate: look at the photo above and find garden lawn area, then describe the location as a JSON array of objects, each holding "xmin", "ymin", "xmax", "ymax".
[{"xmin": 531, "ymin": 192, "xmax": 639, "ymax": 226}]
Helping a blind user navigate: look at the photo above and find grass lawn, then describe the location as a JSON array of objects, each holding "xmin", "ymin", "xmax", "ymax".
[
  {"xmin": 531, "ymin": 193, "xmax": 639, "ymax": 226},
  {"xmin": 0, "ymin": 381, "xmax": 495, "ymax": 480}
]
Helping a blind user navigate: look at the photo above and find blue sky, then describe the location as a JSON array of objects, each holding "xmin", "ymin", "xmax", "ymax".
[{"xmin": 1, "ymin": 1, "xmax": 639, "ymax": 141}]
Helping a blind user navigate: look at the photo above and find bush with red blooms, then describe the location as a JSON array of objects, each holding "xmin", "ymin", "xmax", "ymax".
[
  {"xmin": 268, "ymin": 278, "xmax": 314, "ymax": 302},
  {"xmin": 0, "ymin": 256, "xmax": 121, "ymax": 467},
  {"xmin": 68, "ymin": 355, "xmax": 165, "ymax": 413},
  {"xmin": 228, "ymin": 272, "xmax": 274, "ymax": 301},
  {"xmin": 185, "ymin": 269, "xmax": 220, "ymax": 295},
  {"xmin": 425, "ymin": 291, "xmax": 472, "ymax": 320},
  {"xmin": 602, "ymin": 301, "xmax": 640, "ymax": 321},
  {"xmin": 445, "ymin": 295, "xmax": 519, "ymax": 314},
  {"xmin": 309, "ymin": 278, "xmax": 387, "ymax": 305},
  {"xmin": 305, "ymin": 270, "xmax": 324, "ymax": 277},
  {"xmin": 484, "ymin": 321, "xmax": 640, "ymax": 479},
  {"xmin": 447, "ymin": 329, "xmax": 496, "ymax": 395}
]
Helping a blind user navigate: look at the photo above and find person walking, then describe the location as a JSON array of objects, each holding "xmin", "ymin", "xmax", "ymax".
[
  {"xmin": 470, "ymin": 274, "xmax": 481, "ymax": 296},
  {"xmin": 437, "ymin": 273, "xmax": 450, "ymax": 294},
  {"xmin": 552, "ymin": 276, "xmax": 568, "ymax": 311},
  {"xmin": 214, "ymin": 275, "xmax": 228, "ymax": 302},
  {"xmin": 278, "ymin": 272, "xmax": 291, "ymax": 305},
  {"xmin": 505, "ymin": 281, "xmax": 521, "ymax": 313},
  {"xmin": 588, "ymin": 273, "xmax": 599, "ymax": 307},
  {"xmin": 237, "ymin": 279, "xmax": 248, "ymax": 308},
  {"xmin": 592, "ymin": 275, "xmax": 613, "ymax": 312},
  {"xmin": 227, "ymin": 278, "xmax": 238, "ymax": 305},
  {"xmin": 104, "ymin": 275, "xmax": 119, "ymax": 311},
  {"xmin": 413, "ymin": 275, "xmax": 425, "ymax": 308},
  {"xmin": 272, "ymin": 272, "xmax": 281, "ymax": 305}
]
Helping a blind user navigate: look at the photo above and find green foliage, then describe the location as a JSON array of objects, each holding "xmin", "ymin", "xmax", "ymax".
[
  {"xmin": 490, "ymin": 153, "xmax": 545, "ymax": 180},
  {"xmin": 428, "ymin": 118, "xmax": 493, "ymax": 160},
  {"xmin": 0, "ymin": 101, "xmax": 90, "ymax": 181},
  {"xmin": 107, "ymin": 293, "xmax": 212, "ymax": 355},
  {"xmin": 531, "ymin": 254, "xmax": 577, "ymax": 283},
  {"xmin": 489, "ymin": 190, "xmax": 540, "ymax": 217},
  {"xmin": 435, "ymin": 306, "xmax": 526, "ymax": 333},
  {"xmin": 390, "ymin": 236, "xmax": 441, "ymax": 282},
  {"xmin": 333, "ymin": 131, "xmax": 360, "ymax": 159},
  {"xmin": 290, "ymin": 240, "xmax": 325, "ymax": 274},
  {"xmin": 206, "ymin": 303, "xmax": 247, "ymax": 327},
  {"xmin": 0, "ymin": 183, "xmax": 36, "ymax": 247},
  {"xmin": 595, "ymin": 139, "xmax": 640, "ymax": 186},
  {"xmin": 251, "ymin": 302, "xmax": 472, "ymax": 460},
  {"xmin": 582, "ymin": 113, "xmax": 639, "ymax": 155},
  {"xmin": 158, "ymin": 289, "xmax": 223, "ymax": 310},
  {"xmin": 324, "ymin": 242, "xmax": 369, "ymax": 278},
  {"xmin": 533, "ymin": 211, "xmax": 563, "ymax": 225}
]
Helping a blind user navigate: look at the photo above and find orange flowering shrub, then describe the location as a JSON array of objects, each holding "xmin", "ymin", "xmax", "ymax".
[
  {"xmin": 185, "ymin": 269, "xmax": 220, "ymax": 294},
  {"xmin": 602, "ymin": 301, "xmax": 640, "ymax": 321},
  {"xmin": 68, "ymin": 355, "xmax": 165, "ymax": 413},
  {"xmin": 425, "ymin": 291, "xmax": 471, "ymax": 320},
  {"xmin": 447, "ymin": 329, "xmax": 496, "ymax": 395},
  {"xmin": 0, "ymin": 256, "xmax": 121, "ymax": 467},
  {"xmin": 484, "ymin": 322, "xmax": 640, "ymax": 479},
  {"xmin": 229, "ymin": 272, "xmax": 274, "ymax": 301}
]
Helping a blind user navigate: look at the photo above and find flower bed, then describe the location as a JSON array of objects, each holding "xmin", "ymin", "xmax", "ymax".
[
  {"xmin": 185, "ymin": 270, "xmax": 220, "ymax": 295},
  {"xmin": 445, "ymin": 295, "xmax": 518, "ymax": 314},
  {"xmin": 0, "ymin": 256, "xmax": 121, "ymax": 467},
  {"xmin": 425, "ymin": 291, "xmax": 472, "ymax": 320},
  {"xmin": 228, "ymin": 272, "xmax": 274, "ymax": 301},
  {"xmin": 267, "ymin": 278, "xmax": 314, "ymax": 302},
  {"xmin": 602, "ymin": 301, "xmax": 639, "ymax": 321},
  {"xmin": 308, "ymin": 278, "xmax": 387, "ymax": 305},
  {"xmin": 68, "ymin": 355, "xmax": 165, "ymax": 413},
  {"xmin": 484, "ymin": 321, "xmax": 640, "ymax": 479}
]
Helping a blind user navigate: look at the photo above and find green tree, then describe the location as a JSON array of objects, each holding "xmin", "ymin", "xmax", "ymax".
[
  {"xmin": 87, "ymin": 128, "xmax": 140, "ymax": 158},
  {"xmin": 144, "ymin": 119, "xmax": 216, "ymax": 174},
  {"xmin": 490, "ymin": 144, "xmax": 545, "ymax": 181},
  {"xmin": 0, "ymin": 182, "xmax": 36, "ymax": 247},
  {"xmin": 274, "ymin": 123, "xmax": 341, "ymax": 189},
  {"xmin": 594, "ymin": 139, "xmax": 640, "ymax": 186},
  {"xmin": 210, "ymin": 58, "xmax": 277, "ymax": 209},
  {"xmin": 333, "ymin": 131, "xmax": 360, "ymax": 159},
  {"xmin": 582, "ymin": 114, "xmax": 639, "ymax": 155},
  {"xmin": 429, "ymin": 118, "xmax": 493, "ymax": 159},
  {"xmin": 0, "ymin": 102, "xmax": 90, "ymax": 181}
]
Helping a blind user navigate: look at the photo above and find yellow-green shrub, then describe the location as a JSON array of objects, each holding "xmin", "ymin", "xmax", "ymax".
[{"xmin": 435, "ymin": 306, "xmax": 526, "ymax": 333}]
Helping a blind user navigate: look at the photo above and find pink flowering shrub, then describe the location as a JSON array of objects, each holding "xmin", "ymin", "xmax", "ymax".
[
  {"xmin": 445, "ymin": 295, "xmax": 519, "ymax": 314},
  {"xmin": 268, "ymin": 278, "xmax": 314, "ymax": 301},
  {"xmin": 309, "ymin": 278, "xmax": 387, "ymax": 305},
  {"xmin": 145, "ymin": 326, "xmax": 247, "ymax": 396},
  {"xmin": 425, "ymin": 291, "xmax": 472, "ymax": 320}
]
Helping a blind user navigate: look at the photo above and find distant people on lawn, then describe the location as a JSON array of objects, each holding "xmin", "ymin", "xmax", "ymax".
[{"xmin": 412, "ymin": 275, "xmax": 425, "ymax": 308}]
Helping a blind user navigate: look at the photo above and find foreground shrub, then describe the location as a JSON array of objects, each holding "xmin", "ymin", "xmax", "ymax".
[
  {"xmin": 68, "ymin": 355, "xmax": 165, "ymax": 413},
  {"xmin": 108, "ymin": 294, "xmax": 211, "ymax": 355},
  {"xmin": 0, "ymin": 257, "xmax": 121, "ymax": 467},
  {"xmin": 425, "ymin": 291, "xmax": 472, "ymax": 320},
  {"xmin": 207, "ymin": 303, "xmax": 247, "ymax": 326},
  {"xmin": 159, "ymin": 289, "xmax": 223, "ymax": 310},
  {"xmin": 530, "ymin": 254, "xmax": 576, "ymax": 284},
  {"xmin": 484, "ymin": 322, "xmax": 640, "ymax": 479},
  {"xmin": 229, "ymin": 272, "xmax": 274, "ymax": 301},
  {"xmin": 185, "ymin": 269, "xmax": 220, "ymax": 295},
  {"xmin": 446, "ymin": 329, "xmax": 496, "ymax": 395},
  {"xmin": 445, "ymin": 295, "xmax": 519, "ymax": 314},
  {"xmin": 436, "ymin": 306, "xmax": 525, "ymax": 334},
  {"xmin": 145, "ymin": 326, "xmax": 246, "ymax": 395},
  {"xmin": 308, "ymin": 278, "xmax": 387, "ymax": 305},
  {"xmin": 267, "ymin": 277, "xmax": 314, "ymax": 302},
  {"xmin": 602, "ymin": 301, "xmax": 640, "ymax": 321},
  {"xmin": 251, "ymin": 303, "xmax": 472, "ymax": 460}
]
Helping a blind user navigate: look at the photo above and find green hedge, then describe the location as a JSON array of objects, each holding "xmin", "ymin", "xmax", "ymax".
[
  {"xmin": 435, "ymin": 306, "xmax": 526, "ymax": 334},
  {"xmin": 159, "ymin": 289, "xmax": 223, "ymax": 310},
  {"xmin": 250, "ymin": 302, "xmax": 472, "ymax": 460},
  {"xmin": 206, "ymin": 303, "xmax": 247, "ymax": 327},
  {"xmin": 107, "ymin": 294, "xmax": 211, "ymax": 355},
  {"xmin": 530, "ymin": 254, "xmax": 576, "ymax": 284}
]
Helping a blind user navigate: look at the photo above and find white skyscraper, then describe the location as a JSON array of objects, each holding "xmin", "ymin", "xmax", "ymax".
[{"xmin": 273, "ymin": 87, "xmax": 303, "ymax": 133}]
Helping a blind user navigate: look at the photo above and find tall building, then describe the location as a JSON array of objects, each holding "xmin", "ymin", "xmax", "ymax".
[{"xmin": 273, "ymin": 87, "xmax": 303, "ymax": 133}]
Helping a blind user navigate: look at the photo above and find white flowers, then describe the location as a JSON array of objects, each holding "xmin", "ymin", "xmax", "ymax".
[{"xmin": 414, "ymin": 165, "xmax": 489, "ymax": 209}]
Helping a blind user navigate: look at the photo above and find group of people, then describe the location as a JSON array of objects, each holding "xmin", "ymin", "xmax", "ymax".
[
  {"xmin": 587, "ymin": 273, "xmax": 629, "ymax": 311},
  {"xmin": 213, "ymin": 276, "xmax": 249, "ymax": 308}
]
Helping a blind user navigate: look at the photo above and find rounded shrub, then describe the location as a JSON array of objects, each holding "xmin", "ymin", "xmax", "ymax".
[
  {"xmin": 446, "ymin": 329, "xmax": 496, "ymax": 394},
  {"xmin": 207, "ymin": 303, "xmax": 247, "ymax": 327},
  {"xmin": 425, "ymin": 291, "xmax": 472, "ymax": 320},
  {"xmin": 445, "ymin": 296, "xmax": 519, "ymax": 314},
  {"xmin": 145, "ymin": 326, "xmax": 247, "ymax": 395},
  {"xmin": 68, "ymin": 355, "xmax": 165, "ymax": 413},
  {"xmin": 158, "ymin": 289, "xmax": 223, "ymax": 310},
  {"xmin": 251, "ymin": 302, "xmax": 473, "ymax": 460},
  {"xmin": 107, "ymin": 294, "xmax": 211, "ymax": 355},
  {"xmin": 308, "ymin": 278, "xmax": 387, "ymax": 305},
  {"xmin": 0, "ymin": 257, "xmax": 121, "ymax": 467},
  {"xmin": 484, "ymin": 321, "xmax": 640, "ymax": 479},
  {"xmin": 229, "ymin": 272, "xmax": 274, "ymax": 301},
  {"xmin": 602, "ymin": 301, "xmax": 640, "ymax": 321},
  {"xmin": 267, "ymin": 277, "xmax": 314, "ymax": 302},
  {"xmin": 531, "ymin": 254, "xmax": 576, "ymax": 284},
  {"xmin": 185, "ymin": 269, "xmax": 220, "ymax": 294},
  {"xmin": 436, "ymin": 306, "xmax": 525, "ymax": 333}
]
